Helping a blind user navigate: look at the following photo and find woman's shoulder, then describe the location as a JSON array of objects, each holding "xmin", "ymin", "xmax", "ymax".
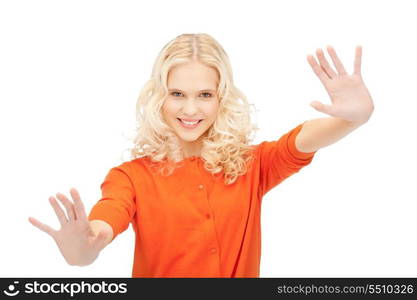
[
  {"xmin": 105, "ymin": 156, "xmax": 150, "ymax": 176},
  {"xmin": 102, "ymin": 157, "xmax": 157, "ymax": 187},
  {"xmin": 117, "ymin": 156, "xmax": 153, "ymax": 170}
]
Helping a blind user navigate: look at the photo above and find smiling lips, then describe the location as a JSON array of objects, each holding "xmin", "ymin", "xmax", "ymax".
[{"xmin": 177, "ymin": 118, "xmax": 203, "ymax": 129}]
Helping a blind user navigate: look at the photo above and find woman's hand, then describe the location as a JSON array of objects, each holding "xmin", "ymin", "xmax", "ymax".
[
  {"xmin": 306, "ymin": 45, "xmax": 374, "ymax": 125},
  {"xmin": 28, "ymin": 188, "xmax": 108, "ymax": 266}
]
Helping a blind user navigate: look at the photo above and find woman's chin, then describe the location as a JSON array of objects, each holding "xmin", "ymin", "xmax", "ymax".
[{"xmin": 176, "ymin": 132, "xmax": 202, "ymax": 142}]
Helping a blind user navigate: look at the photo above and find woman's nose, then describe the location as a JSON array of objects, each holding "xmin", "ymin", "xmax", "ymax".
[{"xmin": 182, "ymin": 98, "xmax": 199, "ymax": 114}]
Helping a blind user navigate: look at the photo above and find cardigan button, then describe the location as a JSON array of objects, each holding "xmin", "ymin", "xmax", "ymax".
[
  {"xmin": 210, "ymin": 248, "xmax": 217, "ymax": 254},
  {"xmin": 198, "ymin": 184, "xmax": 204, "ymax": 190}
]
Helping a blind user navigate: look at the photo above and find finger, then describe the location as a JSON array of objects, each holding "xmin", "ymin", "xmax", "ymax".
[
  {"xmin": 28, "ymin": 216, "xmax": 57, "ymax": 237},
  {"xmin": 55, "ymin": 192, "xmax": 77, "ymax": 221},
  {"xmin": 316, "ymin": 48, "xmax": 337, "ymax": 78},
  {"xmin": 49, "ymin": 196, "xmax": 68, "ymax": 226},
  {"xmin": 92, "ymin": 231, "xmax": 109, "ymax": 251},
  {"xmin": 326, "ymin": 45, "xmax": 348, "ymax": 76},
  {"xmin": 310, "ymin": 101, "xmax": 335, "ymax": 116},
  {"xmin": 307, "ymin": 54, "xmax": 330, "ymax": 86},
  {"xmin": 353, "ymin": 45, "xmax": 362, "ymax": 75},
  {"xmin": 70, "ymin": 187, "xmax": 87, "ymax": 221}
]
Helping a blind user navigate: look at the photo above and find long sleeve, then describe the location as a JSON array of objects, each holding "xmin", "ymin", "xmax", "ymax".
[
  {"xmin": 88, "ymin": 165, "xmax": 136, "ymax": 242},
  {"xmin": 258, "ymin": 122, "xmax": 317, "ymax": 197}
]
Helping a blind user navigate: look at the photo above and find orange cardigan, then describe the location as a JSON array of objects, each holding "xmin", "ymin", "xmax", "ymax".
[{"xmin": 88, "ymin": 123, "xmax": 317, "ymax": 277}]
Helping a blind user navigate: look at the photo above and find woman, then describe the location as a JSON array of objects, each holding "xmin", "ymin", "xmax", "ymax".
[{"xmin": 28, "ymin": 33, "xmax": 374, "ymax": 277}]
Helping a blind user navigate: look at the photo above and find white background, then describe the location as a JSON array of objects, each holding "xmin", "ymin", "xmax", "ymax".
[{"xmin": 1, "ymin": 0, "xmax": 416, "ymax": 277}]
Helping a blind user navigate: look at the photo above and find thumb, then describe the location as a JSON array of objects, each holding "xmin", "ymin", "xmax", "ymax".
[
  {"xmin": 92, "ymin": 231, "xmax": 108, "ymax": 250},
  {"xmin": 310, "ymin": 100, "xmax": 334, "ymax": 115}
]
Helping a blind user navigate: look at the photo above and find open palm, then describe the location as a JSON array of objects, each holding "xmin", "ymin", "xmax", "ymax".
[
  {"xmin": 307, "ymin": 45, "xmax": 374, "ymax": 124},
  {"xmin": 28, "ymin": 188, "xmax": 108, "ymax": 266}
]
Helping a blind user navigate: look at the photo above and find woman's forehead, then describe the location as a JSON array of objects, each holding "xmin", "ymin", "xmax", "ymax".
[{"xmin": 167, "ymin": 62, "xmax": 219, "ymax": 89}]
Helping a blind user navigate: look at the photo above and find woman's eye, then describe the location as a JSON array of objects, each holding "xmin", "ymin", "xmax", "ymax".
[{"xmin": 171, "ymin": 92, "xmax": 212, "ymax": 98}]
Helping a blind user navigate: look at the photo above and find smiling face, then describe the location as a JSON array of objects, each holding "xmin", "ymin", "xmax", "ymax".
[{"xmin": 162, "ymin": 61, "xmax": 220, "ymax": 157}]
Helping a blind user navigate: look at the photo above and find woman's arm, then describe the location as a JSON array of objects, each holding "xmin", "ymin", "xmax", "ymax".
[{"xmin": 295, "ymin": 117, "xmax": 363, "ymax": 153}]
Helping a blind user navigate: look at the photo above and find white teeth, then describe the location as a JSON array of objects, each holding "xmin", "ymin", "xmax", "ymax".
[{"xmin": 180, "ymin": 119, "xmax": 199, "ymax": 125}]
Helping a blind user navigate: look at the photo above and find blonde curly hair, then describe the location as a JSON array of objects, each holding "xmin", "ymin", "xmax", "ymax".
[{"xmin": 124, "ymin": 33, "xmax": 259, "ymax": 185}]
